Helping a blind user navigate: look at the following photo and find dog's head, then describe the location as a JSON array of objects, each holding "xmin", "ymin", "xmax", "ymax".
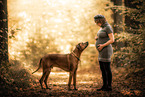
[{"xmin": 76, "ymin": 41, "xmax": 89, "ymax": 51}]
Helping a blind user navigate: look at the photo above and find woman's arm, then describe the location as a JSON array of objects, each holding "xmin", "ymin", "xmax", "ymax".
[{"xmin": 97, "ymin": 33, "xmax": 114, "ymax": 51}]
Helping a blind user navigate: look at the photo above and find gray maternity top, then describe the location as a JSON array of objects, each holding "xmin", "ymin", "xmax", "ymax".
[{"xmin": 95, "ymin": 22, "xmax": 113, "ymax": 62}]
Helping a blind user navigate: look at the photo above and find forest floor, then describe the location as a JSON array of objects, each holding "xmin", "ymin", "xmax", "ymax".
[{"xmin": 0, "ymin": 64, "xmax": 145, "ymax": 97}]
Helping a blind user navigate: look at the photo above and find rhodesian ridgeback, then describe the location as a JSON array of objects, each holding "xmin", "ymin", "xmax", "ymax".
[{"xmin": 32, "ymin": 41, "xmax": 89, "ymax": 90}]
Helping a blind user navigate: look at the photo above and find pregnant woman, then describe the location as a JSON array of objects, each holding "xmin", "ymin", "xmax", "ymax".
[{"xmin": 94, "ymin": 15, "xmax": 114, "ymax": 91}]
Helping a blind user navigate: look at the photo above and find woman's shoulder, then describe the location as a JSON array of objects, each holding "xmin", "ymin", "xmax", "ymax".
[
  {"xmin": 105, "ymin": 24, "xmax": 112, "ymax": 29},
  {"xmin": 104, "ymin": 24, "xmax": 113, "ymax": 33}
]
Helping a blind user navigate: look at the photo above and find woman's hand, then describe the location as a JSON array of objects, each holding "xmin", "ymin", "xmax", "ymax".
[
  {"xmin": 97, "ymin": 33, "xmax": 114, "ymax": 51},
  {"xmin": 97, "ymin": 44, "xmax": 104, "ymax": 51},
  {"xmin": 95, "ymin": 36, "xmax": 98, "ymax": 40}
]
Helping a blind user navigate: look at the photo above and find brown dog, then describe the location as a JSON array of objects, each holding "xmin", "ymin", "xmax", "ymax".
[{"xmin": 32, "ymin": 41, "xmax": 89, "ymax": 90}]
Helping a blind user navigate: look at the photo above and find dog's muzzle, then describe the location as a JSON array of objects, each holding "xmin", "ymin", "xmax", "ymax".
[
  {"xmin": 85, "ymin": 41, "xmax": 89, "ymax": 48},
  {"xmin": 77, "ymin": 41, "xmax": 89, "ymax": 50},
  {"xmin": 86, "ymin": 41, "xmax": 89, "ymax": 45}
]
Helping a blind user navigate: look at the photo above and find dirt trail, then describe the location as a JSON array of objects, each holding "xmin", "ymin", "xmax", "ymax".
[{"xmin": 1, "ymin": 68, "xmax": 145, "ymax": 97}]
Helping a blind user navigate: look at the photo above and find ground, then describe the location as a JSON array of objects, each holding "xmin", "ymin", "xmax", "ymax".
[{"xmin": 0, "ymin": 66, "xmax": 145, "ymax": 97}]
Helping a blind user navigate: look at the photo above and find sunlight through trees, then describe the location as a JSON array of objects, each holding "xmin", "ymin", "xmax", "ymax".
[{"xmin": 8, "ymin": 0, "xmax": 113, "ymax": 69}]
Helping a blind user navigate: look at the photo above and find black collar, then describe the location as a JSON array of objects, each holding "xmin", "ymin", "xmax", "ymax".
[{"xmin": 72, "ymin": 52, "xmax": 80, "ymax": 61}]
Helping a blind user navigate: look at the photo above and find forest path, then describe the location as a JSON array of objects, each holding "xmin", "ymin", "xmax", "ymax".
[
  {"xmin": 1, "ymin": 67, "xmax": 144, "ymax": 97},
  {"xmin": 11, "ymin": 70, "xmax": 138, "ymax": 97}
]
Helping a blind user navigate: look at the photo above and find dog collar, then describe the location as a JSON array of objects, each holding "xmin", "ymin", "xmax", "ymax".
[{"xmin": 72, "ymin": 52, "xmax": 80, "ymax": 61}]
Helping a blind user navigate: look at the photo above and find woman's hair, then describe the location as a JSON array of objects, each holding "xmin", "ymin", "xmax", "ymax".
[{"xmin": 94, "ymin": 15, "xmax": 106, "ymax": 24}]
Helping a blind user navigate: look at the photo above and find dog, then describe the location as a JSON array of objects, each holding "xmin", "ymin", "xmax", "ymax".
[{"xmin": 32, "ymin": 41, "xmax": 89, "ymax": 90}]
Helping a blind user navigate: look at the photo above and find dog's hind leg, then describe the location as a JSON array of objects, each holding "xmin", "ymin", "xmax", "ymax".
[
  {"xmin": 39, "ymin": 69, "xmax": 47, "ymax": 89},
  {"xmin": 44, "ymin": 68, "xmax": 51, "ymax": 90}
]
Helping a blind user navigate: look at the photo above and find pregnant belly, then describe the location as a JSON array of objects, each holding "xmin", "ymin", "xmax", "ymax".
[
  {"xmin": 95, "ymin": 41, "xmax": 112, "ymax": 52},
  {"xmin": 95, "ymin": 41, "xmax": 100, "ymax": 50}
]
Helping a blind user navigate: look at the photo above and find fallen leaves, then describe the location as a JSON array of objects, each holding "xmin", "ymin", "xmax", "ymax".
[
  {"xmin": 134, "ymin": 90, "xmax": 141, "ymax": 96},
  {"xmin": 1, "ymin": 64, "xmax": 145, "ymax": 97}
]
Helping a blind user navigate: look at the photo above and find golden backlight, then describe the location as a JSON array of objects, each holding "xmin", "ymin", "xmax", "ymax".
[{"xmin": 8, "ymin": 0, "xmax": 112, "ymax": 71}]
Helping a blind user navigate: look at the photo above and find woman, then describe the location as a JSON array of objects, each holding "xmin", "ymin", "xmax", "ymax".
[{"xmin": 94, "ymin": 15, "xmax": 114, "ymax": 91}]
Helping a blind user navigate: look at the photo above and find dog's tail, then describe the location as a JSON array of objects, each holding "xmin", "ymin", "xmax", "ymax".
[{"xmin": 32, "ymin": 58, "xmax": 42, "ymax": 74}]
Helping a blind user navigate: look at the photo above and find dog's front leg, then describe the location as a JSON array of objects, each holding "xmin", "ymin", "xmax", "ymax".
[
  {"xmin": 73, "ymin": 70, "xmax": 77, "ymax": 90},
  {"xmin": 68, "ymin": 72, "xmax": 73, "ymax": 90}
]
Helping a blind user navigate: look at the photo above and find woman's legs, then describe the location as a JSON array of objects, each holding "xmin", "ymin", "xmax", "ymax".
[
  {"xmin": 97, "ymin": 61, "xmax": 112, "ymax": 91},
  {"xmin": 104, "ymin": 62, "xmax": 112, "ymax": 89},
  {"xmin": 99, "ymin": 61, "xmax": 107, "ymax": 88}
]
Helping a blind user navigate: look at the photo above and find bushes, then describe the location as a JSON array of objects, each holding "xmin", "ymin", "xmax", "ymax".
[
  {"xmin": 112, "ymin": 0, "xmax": 145, "ymax": 67},
  {"xmin": 113, "ymin": 30, "xmax": 145, "ymax": 67}
]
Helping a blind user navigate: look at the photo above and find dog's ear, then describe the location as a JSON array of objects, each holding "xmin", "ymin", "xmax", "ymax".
[{"xmin": 77, "ymin": 44, "xmax": 81, "ymax": 50}]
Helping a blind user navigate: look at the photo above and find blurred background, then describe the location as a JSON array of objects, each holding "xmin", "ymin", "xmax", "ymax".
[
  {"xmin": 8, "ymin": 0, "xmax": 113, "ymax": 71},
  {"xmin": 0, "ymin": 0, "xmax": 145, "ymax": 96}
]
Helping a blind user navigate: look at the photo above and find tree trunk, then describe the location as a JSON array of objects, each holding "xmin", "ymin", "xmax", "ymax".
[
  {"xmin": 111, "ymin": 0, "xmax": 123, "ymax": 33},
  {"xmin": 0, "ymin": 0, "xmax": 8, "ymax": 66},
  {"xmin": 111, "ymin": 0, "xmax": 124, "ymax": 49}
]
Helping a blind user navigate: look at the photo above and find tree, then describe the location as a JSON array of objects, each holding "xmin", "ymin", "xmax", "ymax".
[
  {"xmin": 124, "ymin": 0, "xmax": 145, "ymax": 64},
  {"xmin": 0, "ymin": 0, "xmax": 8, "ymax": 66},
  {"xmin": 111, "ymin": 0, "xmax": 145, "ymax": 66},
  {"xmin": 124, "ymin": 0, "xmax": 143, "ymax": 34},
  {"xmin": 111, "ymin": 0, "xmax": 123, "ymax": 33},
  {"xmin": 110, "ymin": 0, "xmax": 124, "ymax": 50}
]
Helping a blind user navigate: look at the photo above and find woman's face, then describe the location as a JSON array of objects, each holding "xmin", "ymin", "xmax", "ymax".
[
  {"xmin": 95, "ymin": 21, "xmax": 102, "ymax": 27},
  {"xmin": 97, "ymin": 22, "xmax": 102, "ymax": 27}
]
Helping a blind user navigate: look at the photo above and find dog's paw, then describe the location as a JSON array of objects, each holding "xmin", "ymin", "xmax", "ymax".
[
  {"xmin": 68, "ymin": 88, "xmax": 72, "ymax": 91},
  {"xmin": 46, "ymin": 87, "xmax": 51, "ymax": 90},
  {"xmin": 73, "ymin": 88, "xmax": 78, "ymax": 91},
  {"xmin": 41, "ymin": 87, "xmax": 45, "ymax": 90}
]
